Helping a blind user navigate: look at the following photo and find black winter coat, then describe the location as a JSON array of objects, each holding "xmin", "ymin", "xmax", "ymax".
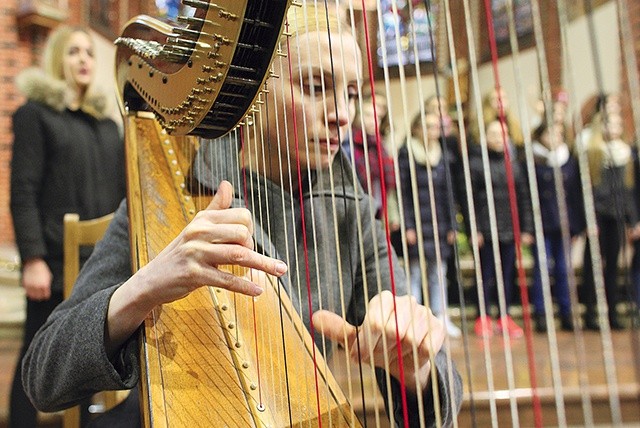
[
  {"xmin": 465, "ymin": 148, "xmax": 534, "ymax": 243},
  {"xmin": 10, "ymin": 100, "xmax": 126, "ymax": 293},
  {"xmin": 398, "ymin": 140, "xmax": 457, "ymax": 261}
]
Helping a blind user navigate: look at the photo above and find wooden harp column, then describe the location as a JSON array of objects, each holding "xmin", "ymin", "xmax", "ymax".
[{"xmin": 115, "ymin": 1, "xmax": 361, "ymax": 426}]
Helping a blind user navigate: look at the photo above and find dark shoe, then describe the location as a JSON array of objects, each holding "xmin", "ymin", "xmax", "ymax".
[
  {"xmin": 583, "ymin": 314, "xmax": 600, "ymax": 331},
  {"xmin": 534, "ymin": 313, "xmax": 547, "ymax": 333},
  {"xmin": 560, "ymin": 314, "xmax": 574, "ymax": 331},
  {"xmin": 609, "ymin": 315, "xmax": 624, "ymax": 330}
]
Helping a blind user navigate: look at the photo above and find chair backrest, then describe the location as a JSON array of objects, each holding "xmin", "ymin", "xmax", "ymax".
[
  {"xmin": 63, "ymin": 212, "xmax": 114, "ymax": 299},
  {"xmin": 62, "ymin": 212, "xmax": 115, "ymax": 428}
]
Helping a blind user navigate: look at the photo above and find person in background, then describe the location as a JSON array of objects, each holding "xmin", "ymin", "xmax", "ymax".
[
  {"xmin": 465, "ymin": 119, "xmax": 534, "ymax": 339},
  {"xmin": 399, "ymin": 111, "xmax": 461, "ymax": 338},
  {"xmin": 582, "ymin": 108, "xmax": 639, "ymax": 330},
  {"xmin": 529, "ymin": 120, "xmax": 584, "ymax": 332},
  {"xmin": 470, "ymin": 88, "xmax": 524, "ymax": 149},
  {"xmin": 344, "ymin": 90, "xmax": 400, "ymax": 231},
  {"xmin": 9, "ymin": 25, "xmax": 126, "ymax": 427},
  {"xmin": 424, "ymin": 95, "xmax": 466, "ymax": 311},
  {"xmin": 630, "ymin": 144, "xmax": 640, "ymax": 323}
]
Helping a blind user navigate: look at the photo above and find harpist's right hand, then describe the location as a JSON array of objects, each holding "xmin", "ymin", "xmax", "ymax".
[{"xmin": 105, "ymin": 180, "xmax": 287, "ymax": 356}]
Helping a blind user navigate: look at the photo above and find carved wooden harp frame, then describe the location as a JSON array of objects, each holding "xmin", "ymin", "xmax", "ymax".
[{"xmin": 115, "ymin": 1, "xmax": 361, "ymax": 426}]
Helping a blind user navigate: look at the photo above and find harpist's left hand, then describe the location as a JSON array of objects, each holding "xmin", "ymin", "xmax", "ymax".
[{"xmin": 313, "ymin": 290, "xmax": 445, "ymax": 393}]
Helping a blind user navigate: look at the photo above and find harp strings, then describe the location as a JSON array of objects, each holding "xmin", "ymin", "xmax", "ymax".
[
  {"xmin": 181, "ymin": 0, "xmax": 636, "ymax": 425},
  {"xmin": 482, "ymin": 1, "xmax": 545, "ymax": 426},
  {"xmin": 517, "ymin": 0, "xmax": 568, "ymax": 424}
]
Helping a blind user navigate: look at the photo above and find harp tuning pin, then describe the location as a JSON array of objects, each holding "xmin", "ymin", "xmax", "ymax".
[
  {"xmin": 181, "ymin": 0, "xmax": 209, "ymax": 10},
  {"xmin": 275, "ymin": 48, "xmax": 286, "ymax": 58},
  {"xmin": 219, "ymin": 10, "xmax": 238, "ymax": 21},
  {"xmin": 291, "ymin": 1, "xmax": 303, "ymax": 7}
]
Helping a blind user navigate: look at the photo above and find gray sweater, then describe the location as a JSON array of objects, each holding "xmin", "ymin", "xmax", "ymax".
[{"xmin": 23, "ymin": 140, "xmax": 462, "ymax": 427}]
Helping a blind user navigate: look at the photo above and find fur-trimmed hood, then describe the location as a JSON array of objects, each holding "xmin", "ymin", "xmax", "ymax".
[{"xmin": 15, "ymin": 67, "xmax": 109, "ymax": 119}]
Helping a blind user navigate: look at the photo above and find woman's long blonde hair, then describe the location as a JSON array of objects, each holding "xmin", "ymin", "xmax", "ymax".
[
  {"xmin": 586, "ymin": 113, "xmax": 634, "ymax": 188},
  {"xmin": 42, "ymin": 25, "xmax": 105, "ymax": 118}
]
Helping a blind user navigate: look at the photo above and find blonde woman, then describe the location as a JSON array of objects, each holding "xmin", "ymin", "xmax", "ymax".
[
  {"xmin": 9, "ymin": 25, "xmax": 125, "ymax": 426},
  {"xmin": 582, "ymin": 110, "xmax": 639, "ymax": 330}
]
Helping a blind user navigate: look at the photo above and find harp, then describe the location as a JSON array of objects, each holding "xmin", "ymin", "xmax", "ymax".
[
  {"xmin": 114, "ymin": 0, "xmax": 640, "ymax": 426},
  {"xmin": 115, "ymin": 1, "xmax": 362, "ymax": 426}
]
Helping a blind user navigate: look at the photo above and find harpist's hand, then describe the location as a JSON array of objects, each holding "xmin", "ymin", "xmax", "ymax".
[
  {"xmin": 134, "ymin": 180, "xmax": 288, "ymax": 304},
  {"xmin": 106, "ymin": 180, "xmax": 287, "ymax": 356},
  {"xmin": 312, "ymin": 290, "xmax": 445, "ymax": 394}
]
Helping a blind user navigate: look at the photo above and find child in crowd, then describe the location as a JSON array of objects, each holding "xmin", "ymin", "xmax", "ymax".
[
  {"xmin": 530, "ymin": 120, "xmax": 584, "ymax": 332},
  {"xmin": 582, "ymin": 108, "xmax": 639, "ymax": 330},
  {"xmin": 466, "ymin": 119, "xmax": 534, "ymax": 338},
  {"xmin": 399, "ymin": 111, "xmax": 461, "ymax": 338}
]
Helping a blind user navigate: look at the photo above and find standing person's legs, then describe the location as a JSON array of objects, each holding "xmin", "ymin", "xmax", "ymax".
[
  {"xmin": 478, "ymin": 243, "xmax": 497, "ymax": 317},
  {"xmin": 531, "ymin": 241, "xmax": 547, "ymax": 314},
  {"xmin": 550, "ymin": 234, "xmax": 572, "ymax": 325},
  {"xmin": 475, "ymin": 243, "xmax": 497, "ymax": 337},
  {"xmin": 498, "ymin": 241, "xmax": 517, "ymax": 316},
  {"xmin": 10, "ymin": 294, "xmax": 62, "ymax": 428},
  {"xmin": 496, "ymin": 241, "xmax": 523, "ymax": 338},
  {"xmin": 600, "ymin": 218, "xmax": 623, "ymax": 328},
  {"xmin": 631, "ymin": 239, "xmax": 640, "ymax": 316},
  {"xmin": 408, "ymin": 257, "xmax": 424, "ymax": 305},
  {"xmin": 531, "ymin": 239, "xmax": 550, "ymax": 331},
  {"xmin": 427, "ymin": 257, "xmax": 461, "ymax": 337},
  {"xmin": 582, "ymin": 237, "xmax": 599, "ymax": 329},
  {"xmin": 426, "ymin": 257, "xmax": 445, "ymax": 316}
]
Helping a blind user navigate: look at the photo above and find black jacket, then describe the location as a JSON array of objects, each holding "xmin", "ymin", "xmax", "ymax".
[
  {"xmin": 10, "ymin": 73, "xmax": 126, "ymax": 293},
  {"xmin": 464, "ymin": 147, "xmax": 534, "ymax": 243}
]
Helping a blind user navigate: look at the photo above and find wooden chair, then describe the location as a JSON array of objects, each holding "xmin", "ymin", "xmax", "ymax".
[{"xmin": 62, "ymin": 212, "xmax": 126, "ymax": 427}]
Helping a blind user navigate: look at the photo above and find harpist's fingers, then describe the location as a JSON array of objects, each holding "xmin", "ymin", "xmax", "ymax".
[
  {"xmin": 205, "ymin": 267, "xmax": 265, "ymax": 296},
  {"xmin": 312, "ymin": 310, "xmax": 357, "ymax": 349},
  {"xmin": 195, "ymin": 223, "xmax": 254, "ymax": 249},
  {"xmin": 208, "ymin": 180, "xmax": 234, "ymax": 211},
  {"xmin": 206, "ymin": 244, "xmax": 287, "ymax": 278}
]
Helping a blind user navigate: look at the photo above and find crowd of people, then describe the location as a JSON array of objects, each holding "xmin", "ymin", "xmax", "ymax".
[{"xmin": 347, "ymin": 86, "xmax": 640, "ymax": 339}]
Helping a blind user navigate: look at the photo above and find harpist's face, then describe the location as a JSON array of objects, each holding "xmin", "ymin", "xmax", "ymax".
[{"xmin": 269, "ymin": 30, "xmax": 361, "ymax": 172}]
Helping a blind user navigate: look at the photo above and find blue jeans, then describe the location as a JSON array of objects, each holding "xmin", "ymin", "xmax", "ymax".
[
  {"xmin": 409, "ymin": 256, "xmax": 449, "ymax": 316},
  {"xmin": 531, "ymin": 232, "xmax": 572, "ymax": 316}
]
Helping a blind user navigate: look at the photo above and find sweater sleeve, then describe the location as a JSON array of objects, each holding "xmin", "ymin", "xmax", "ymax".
[
  {"xmin": 10, "ymin": 103, "xmax": 48, "ymax": 261},
  {"xmin": 377, "ymin": 350, "xmax": 463, "ymax": 427},
  {"xmin": 22, "ymin": 200, "xmax": 138, "ymax": 412}
]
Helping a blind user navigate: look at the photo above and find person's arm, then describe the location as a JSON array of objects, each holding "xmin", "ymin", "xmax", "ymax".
[
  {"xmin": 23, "ymin": 182, "xmax": 289, "ymax": 412},
  {"xmin": 22, "ymin": 200, "xmax": 137, "ymax": 411},
  {"xmin": 10, "ymin": 104, "xmax": 53, "ymax": 300},
  {"xmin": 10, "ymin": 103, "xmax": 48, "ymax": 261}
]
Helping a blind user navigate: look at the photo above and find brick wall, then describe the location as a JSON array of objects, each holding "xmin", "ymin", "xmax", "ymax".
[{"xmin": 0, "ymin": 0, "xmax": 31, "ymax": 248}]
